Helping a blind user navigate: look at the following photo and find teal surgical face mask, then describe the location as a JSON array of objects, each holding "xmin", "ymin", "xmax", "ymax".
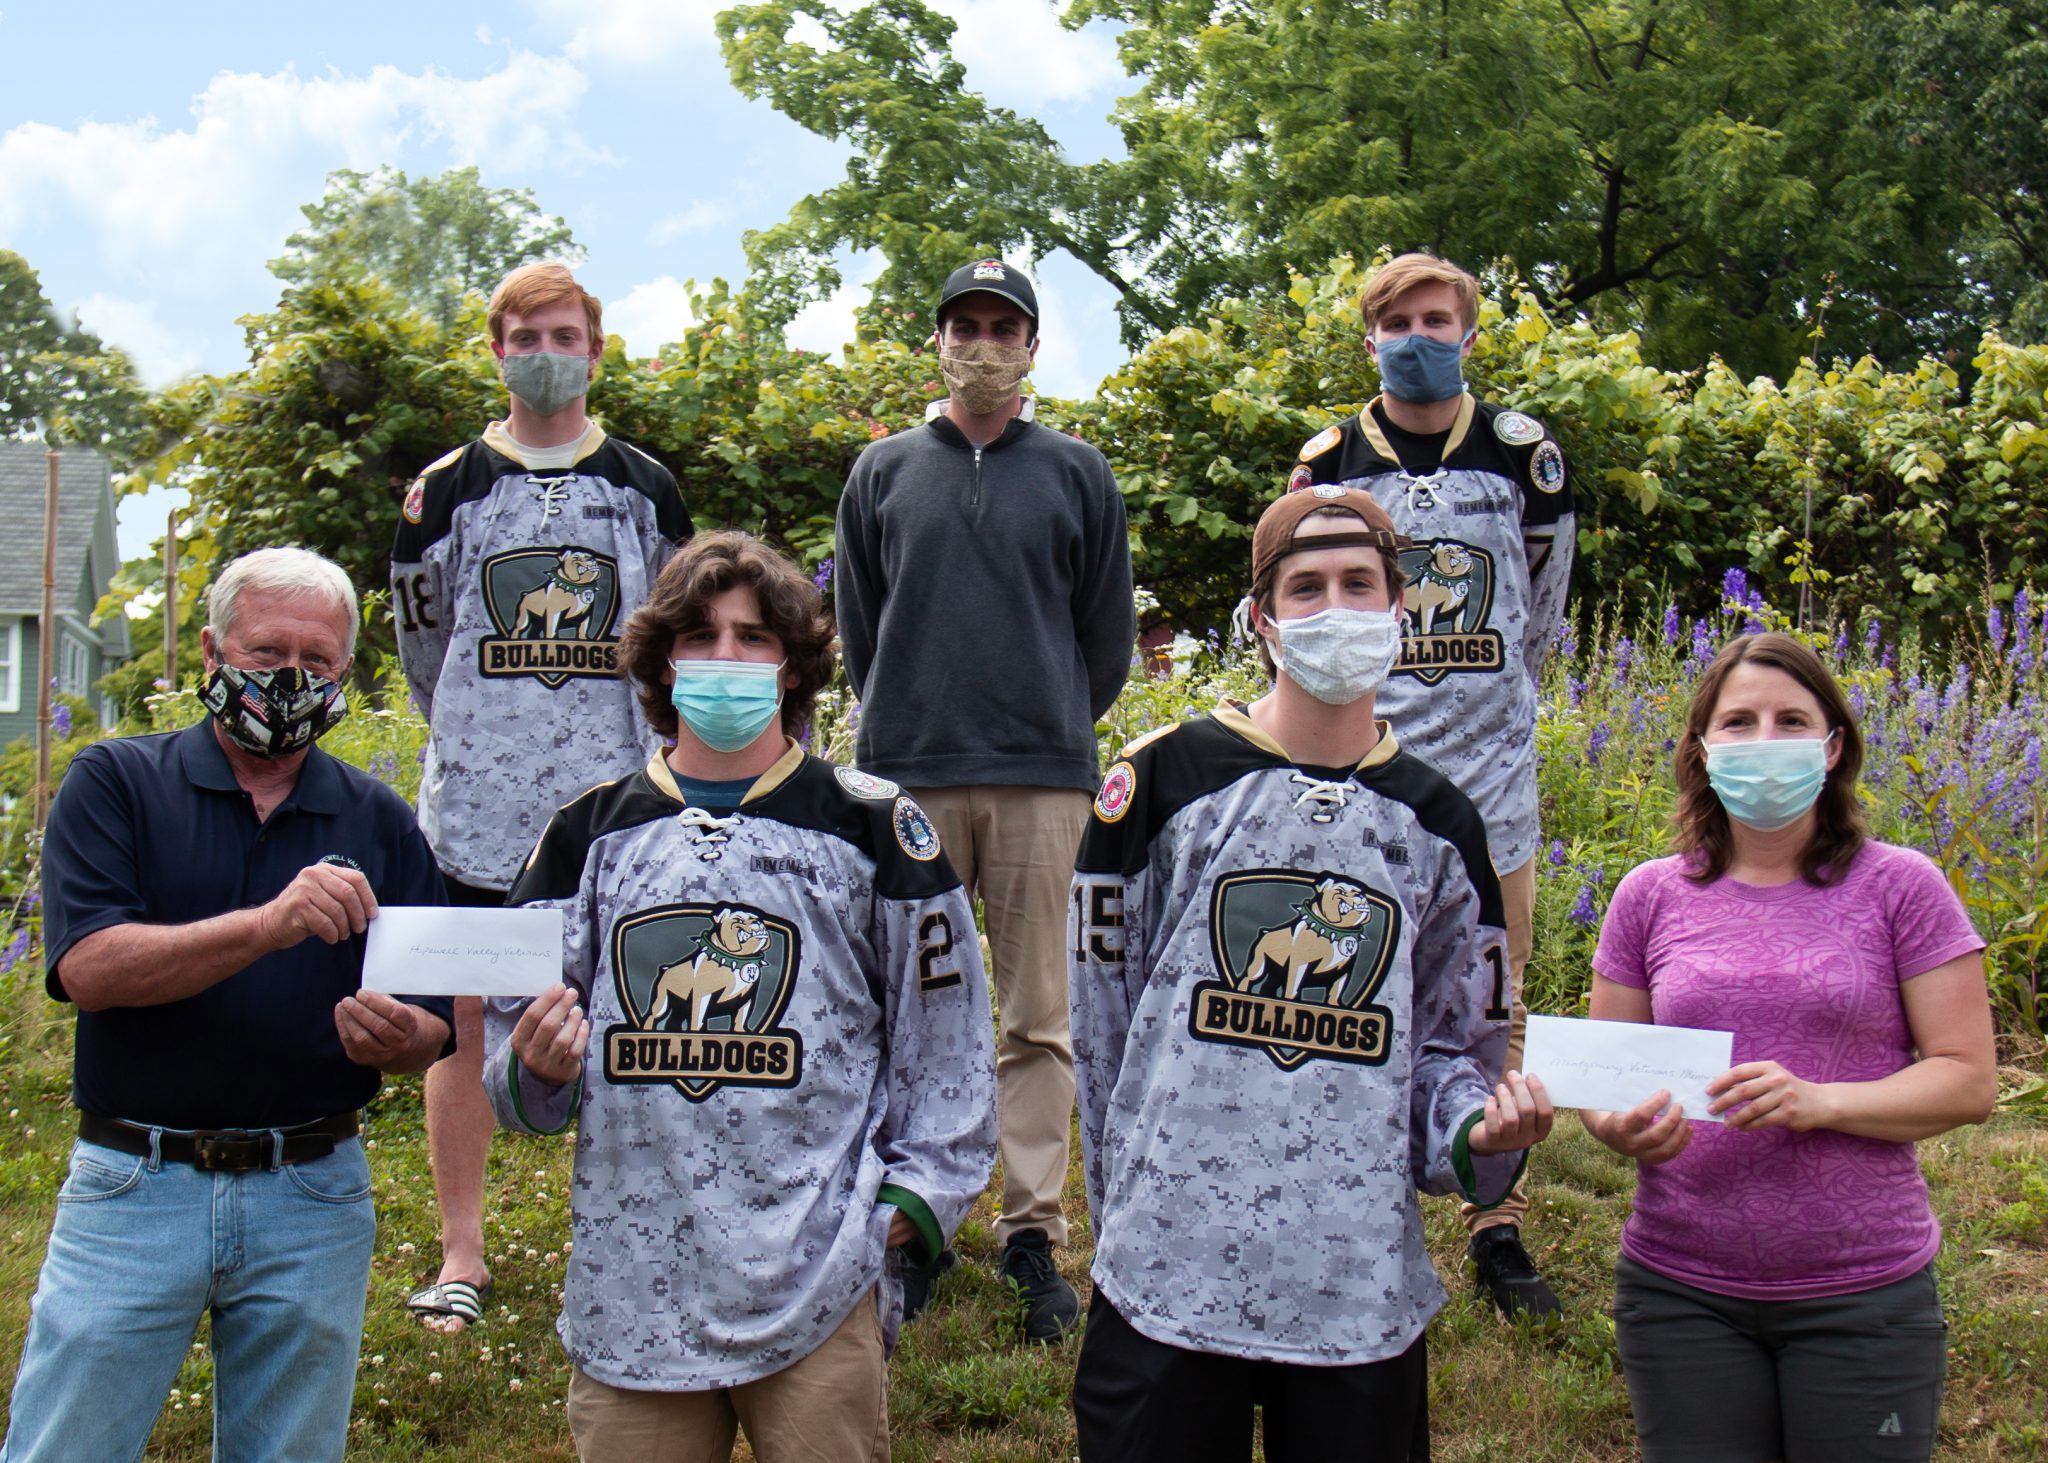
[
  {"xmin": 1703, "ymin": 734, "xmax": 1833, "ymax": 831},
  {"xmin": 501, "ymin": 350, "xmax": 591, "ymax": 417},
  {"xmin": 671, "ymin": 658, "xmax": 785, "ymax": 753}
]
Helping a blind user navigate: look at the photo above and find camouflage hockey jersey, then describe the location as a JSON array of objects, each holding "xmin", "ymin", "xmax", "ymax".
[
  {"xmin": 1069, "ymin": 705, "xmax": 1523, "ymax": 1365},
  {"xmin": 484, "ymin": 742, "xmax": 997, "ymax": 1389},
  {"xmin": 1295, "ymin": 396, "xmax": 1574, "ymax": 871},
  {"xmin": 391, "ymin": 421, "xmax": 691, "ymax": 889}
]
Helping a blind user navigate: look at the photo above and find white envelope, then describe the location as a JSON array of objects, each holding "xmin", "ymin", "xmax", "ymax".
[
  {"xmin": 361, "ymin": 906, "xmax": 563, "ymax": 999},
  {"xmin": 1521, "ymin": 1014, "xmax": 1734, "ymax": 1124}
]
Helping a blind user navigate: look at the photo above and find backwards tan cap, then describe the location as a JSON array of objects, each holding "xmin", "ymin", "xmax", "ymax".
[{"xmin": 1251, "ymin": 484, "xmax": 1411, "ymax": 592}]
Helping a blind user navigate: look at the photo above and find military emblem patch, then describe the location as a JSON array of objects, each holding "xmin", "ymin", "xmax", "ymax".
[
  {"xmin": 1395, "ymin": 539, "xmax": 1508, "ymax": 685},
  {"xmin": 475, "ymin": 545, "xmax": 623, "ymax": 687},
  {"xmin": 1531, "ymin": 439, "xmax": 1567, "ymax": 495},
  {"xmin": 1493, "ymin": 411, "xmax": 1544, "ymax": 446},
  {"xmin": 604, "ymin": 902, "xmax": 804, "ymax": 1102},
  {"xmin": 1095, "ymin": 761, "xmax": 1136, "ymax": 823},
  {"xmin": 1287, "ymin": 464, "xmax": 1314, "ymax": 494},
  {"xmin": 834, "ymin": 766, "xmax": 899, "ymax": 801},
  {"xmin": 1189, "ymin": 868, "xmax": 1400, "ymax": 1071},
  {"xmin": 1299, "ymin": 426, "xmax": 1341, "ymax": 461},
  {"xmin": 892, "ymin": 797, "xmax": 941, "ymax": 861},
  {"xmin": 402, "ymin": 478, "xmax": 426, "ymax": 524}
]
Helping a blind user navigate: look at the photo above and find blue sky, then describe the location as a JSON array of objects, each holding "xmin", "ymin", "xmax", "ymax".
[{"xmin": 0, "ymin": 2, "xmax": 1135, "ymax": 554}]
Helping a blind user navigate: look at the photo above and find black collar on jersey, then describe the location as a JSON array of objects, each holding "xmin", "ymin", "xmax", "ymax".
[
  {"xmin": 644, "ymin": 739, "xmax": 806, "ymax": 808},
  {"xmin": 1357, "ymin": 394, "xmax": 1476, "ymax": 471}
]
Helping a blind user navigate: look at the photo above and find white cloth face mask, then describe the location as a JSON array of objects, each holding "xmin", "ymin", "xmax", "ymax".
[{"xmin": 1273, "ymin": 606, "xmax": 1403, "ymax": 705}]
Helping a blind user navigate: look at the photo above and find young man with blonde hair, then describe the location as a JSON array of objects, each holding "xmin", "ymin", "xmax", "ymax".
[
  {"xmin": 391, "ymin": 259, "xmax": 692, "ymax": 1331},
  {"xmin": 1292, "ymin": 250, "xmax": 1575, "ymax": 1318}
]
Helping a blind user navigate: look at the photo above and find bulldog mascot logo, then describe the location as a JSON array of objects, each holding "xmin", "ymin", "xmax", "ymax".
[
  {"xmin": 1189, "ymin": 870, "xmax": 1400, "ymax": 1071},
  {"xmin": 603, "ymin": 902, "xmax": 804, "ymax": 1101},
  {"xmin": 1394, "ymin": 538, "xmax": 1506, "ymax": 684},
  {"xmin": 476, "ymin": 545, "xmax": 623, "ymax": 686}
]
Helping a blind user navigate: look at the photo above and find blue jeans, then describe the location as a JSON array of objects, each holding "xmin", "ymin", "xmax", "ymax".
[{"xmin": 2, "ymin": 1135, "xmax": 377, "ymax": 1463}]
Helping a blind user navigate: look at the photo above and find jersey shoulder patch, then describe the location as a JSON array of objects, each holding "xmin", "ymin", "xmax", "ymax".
[
  {"xmin": 834, "ymin": 766, "xmax": 900, "ymax": 801},
  {"xmin": 1094, "ymin": 760, "xmax": 1138, "ymax": 823},
  {"xmin": 1492, "ymin": 410, "xmax": 1545, "ymax": 447},
  {"xmin": 1298, "ymin": 425, "xmax": 1342, "ymax": 463},
  {"xmin": 1530, "ymin": 438, "xmax": 1567, "ymax": 495}
]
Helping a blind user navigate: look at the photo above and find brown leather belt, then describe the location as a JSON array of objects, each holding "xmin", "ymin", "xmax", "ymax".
[{"xmin": 78, "ymin": 1110, "xmax": 360, "ymax": 1173}]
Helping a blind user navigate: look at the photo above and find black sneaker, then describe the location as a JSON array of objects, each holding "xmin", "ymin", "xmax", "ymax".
[
  {"xmin": 998, "ymin": 1228, "xmax": 1080, "ymax": 1342},
  {"xmin": 900, "ymin": 1247, "xmax": 956, "ymax": 1325},
  {"xmin": 1469, "ymin": 1224, "xmax": 1563, "ymax": 1321}
]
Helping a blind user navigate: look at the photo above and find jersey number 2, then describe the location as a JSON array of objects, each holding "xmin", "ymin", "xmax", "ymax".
[{"xmin": 917, "ymin": 913, "xmax": 962, "ymax": 992}]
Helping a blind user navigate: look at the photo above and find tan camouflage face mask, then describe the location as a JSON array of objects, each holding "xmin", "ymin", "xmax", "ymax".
[{"xmin": 938, "ymin": 339, "xmax": 1033, "ymax": 415}]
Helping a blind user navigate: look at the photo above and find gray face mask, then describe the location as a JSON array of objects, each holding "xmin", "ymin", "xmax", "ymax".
[{"xmin": 501, "ymin": 350, "xmax": 591, "ymax": 417}]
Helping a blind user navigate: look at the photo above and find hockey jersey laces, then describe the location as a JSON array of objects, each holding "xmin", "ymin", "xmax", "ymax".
[
  {"xmin": 1288, "ymin": 773, "xmax": 1352, "ymax": 823},
  {"xmin": 1399, "ymin": 468, "xmax": 1448, "ymax": 512},
  {"xmin": 675, "ymin": 805, "xmax": 738, "ymax": 861}
]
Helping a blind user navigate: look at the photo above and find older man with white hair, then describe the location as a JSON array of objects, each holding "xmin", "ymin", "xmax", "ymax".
[{"xmin": 3, "ymin": 546, "xmax": 454, "ymax": 1463}]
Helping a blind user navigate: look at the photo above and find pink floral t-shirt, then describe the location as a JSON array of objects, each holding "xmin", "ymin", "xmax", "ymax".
[{"xmin": 1592, "ymin": 841, "xmax": 1984, "ymax": 1300}]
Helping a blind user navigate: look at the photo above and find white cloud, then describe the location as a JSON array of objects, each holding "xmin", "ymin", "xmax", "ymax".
[
  {"xmin": 783, "ymin": 250, "xmax": 887, "ymax": 360},
  {"xmin": 116, "ymin": 484, "xmax": 191, "ymax": 563},
  {"xmin": 530, "ymin": 0, "xmax": 725, "ymax": 64},
  {"xmin": 931, "ymin": 1, "xmax": 1121, "ymax": 106},
  {"xmin": 609, "ymin": 276, "xmax": 698, "ymax": 356},
  {"xmin": 0, "ymin": 54, "xmax": 606, "ymax": 279},
  {"xmin": 71, "ymin": 294, "xmax": 202, "ymax": 388},
  {"xmin": 527, "ymin": 0, "xmax": 1116, "ymax": 103},
  {"xmin": 649, "ymin": 199, "xmax": 736, "ymax": 245}
]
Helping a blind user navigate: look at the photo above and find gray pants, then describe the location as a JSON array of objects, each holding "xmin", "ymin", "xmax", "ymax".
[{"xmin": 1613, "ymin": 1255, "xmax": 1947, "ymax": 1463}]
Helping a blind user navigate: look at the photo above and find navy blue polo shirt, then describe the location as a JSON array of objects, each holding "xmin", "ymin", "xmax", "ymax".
[{"xmin": 41, "ymin": 722, "xmax": 454, "ymax": 1129}]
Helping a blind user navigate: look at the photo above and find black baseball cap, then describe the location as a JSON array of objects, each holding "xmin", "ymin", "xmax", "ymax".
[{"xmin": 936, "ymin": 259, "xmax": 1039, "ymax": 327}]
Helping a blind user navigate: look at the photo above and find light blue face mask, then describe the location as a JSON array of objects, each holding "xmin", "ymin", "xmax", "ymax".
[
  {"xmin": 1373, "ymin": 330, "xmax": 1473, "ymax": 404},
  {"xmin": 671, "ymin": 658, "xmax": 785, "ymax": 753},
  {"xmin": 1703, "ymin": 734, "xmax": 1832, "ymax": 831}
]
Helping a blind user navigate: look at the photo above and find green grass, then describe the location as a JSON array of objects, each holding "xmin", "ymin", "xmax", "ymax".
[{"xmin": 0, "ymin": 997, "xmax": 2042, "ymax": 1460}]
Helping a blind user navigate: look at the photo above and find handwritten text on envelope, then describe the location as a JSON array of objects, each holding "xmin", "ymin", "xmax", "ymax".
[
  {"xmin": 1521, "ymin": 1015, "xmax": 1734, "ymax": 1124},
  {"xmin": 362, "ymin": 906, "xmax": 563, "ymax": 999}
]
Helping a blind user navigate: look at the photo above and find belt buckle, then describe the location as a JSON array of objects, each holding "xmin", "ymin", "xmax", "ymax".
[{"xmin": 191, "ymin": 1131, "xmax": 267, "ymax": 1172}]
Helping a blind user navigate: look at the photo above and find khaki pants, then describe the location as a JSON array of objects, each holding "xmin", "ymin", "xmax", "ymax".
[
  {"xmin": 1463, "ymin": 855, "xmax": 1534, "ymax": 1234},
  {"xmin": 908, "ymin": 785, "xmax": 1091, "ymax": 1247},
  {"xmin": 565, "ymin": 1290, "xmax": 887, "ymax": 1463}
]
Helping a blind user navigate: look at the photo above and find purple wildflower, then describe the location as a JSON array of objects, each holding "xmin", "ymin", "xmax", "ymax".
[
  {"xmin": 1721, "ymin": 567, "xmax": 1748, "ymax": 607},
  {"xmin": 1569, "ymin": 886, "xmax": 1599, "ymax": 928},
  {"xmin": 1663, "ymin": 604, "xmax": 1681, "ymax": 645},
  {"xmin": 1613, "ymin": 638, "xmax": 1636, "ymax": 686},
  {"xmin": 1988, "ymin": 602, "xmax": 2006, "ymax": 652},
  {"xmin": 812, "ymin": 557, "xmax": 834, "ymax": 591},
  {"xmin": 51, "ymin": 703, "xmax": 71, "ymax": 738},
  {"xmin": 1567, "ymin": 675, "xmax": 1586, "ymax": 709},
  {"xmin": 1548, "ymin": 839, "xmax": 1569, "ymax": 870},
  {"xmin": 0, "ymin": 928, "xmax": 27, "ymax": 974},
  {"xmin": 1555, "ymin": 619, "xmax": 1578, "ymax": 660},
  {"xmin": 1588, "ymin": 722, "xmax": 1612, "ymax": 766},
  {"xmin": 1690, "ymin": 620, "xmax": 1716, "ymax": 668},
  {"xmin": 1864, "ymin": 618, "xmax": 1882, "ymax": 653}
]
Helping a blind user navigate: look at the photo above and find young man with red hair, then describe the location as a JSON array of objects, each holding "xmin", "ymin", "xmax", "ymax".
[{"xmin": 390, "ymin": 260, "xmax": 692, "ymax": 1331}]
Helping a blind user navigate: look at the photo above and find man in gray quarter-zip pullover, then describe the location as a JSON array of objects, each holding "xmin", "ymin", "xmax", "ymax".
[{"xmin": 834, "ymin": 259, "xmax": 1134, "ymax": 1341}]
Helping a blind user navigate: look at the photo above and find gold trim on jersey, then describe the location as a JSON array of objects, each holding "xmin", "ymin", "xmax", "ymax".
[
  {"xmin": 1211, "ymin": 701, "xmax": 1400, "ymax": 770},
  {"xmin": 645, "ymin": 739, "xmax": 807, "ymax": 807},
  {"xmin": 482, "ymin": 419, "xmax": 612, "ymax": 470},
  {"xmin": 1355, "ymin": 393, "xmax": 1475, "ymax": 466}
]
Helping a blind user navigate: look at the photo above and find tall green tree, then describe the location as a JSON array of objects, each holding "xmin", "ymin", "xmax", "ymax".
[
  {"xmin": 719, "ymin": 0, "xmax": 1976, "ymax": 376},
  {"xmin": 271, "ymin": 166, "xmax": 582, "ymax": 330},
  {"xmin": 0, "ymin": 250, "xmax": 148, "ymax": 462}
]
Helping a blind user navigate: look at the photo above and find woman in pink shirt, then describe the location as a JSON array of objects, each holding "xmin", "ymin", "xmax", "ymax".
[{"xmin": 1585, "ymin": 632, "xmax": 1997, "ymax": 1463}]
